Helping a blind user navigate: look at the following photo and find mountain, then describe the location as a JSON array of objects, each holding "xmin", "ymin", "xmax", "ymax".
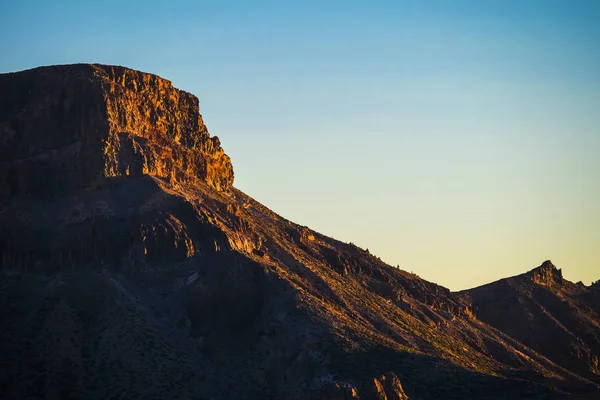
[
  {"xmin": 460, "ymin": 261, "xmax": 600, "ymax": 385},
  {"xmin": 0, "ymin": 64, "xmax": 598, "ymax": 399}
]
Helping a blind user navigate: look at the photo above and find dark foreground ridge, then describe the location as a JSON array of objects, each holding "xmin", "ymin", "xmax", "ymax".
[{"xmin": 1, "ymin": 64, "xmax": 599, "ymax": 399}]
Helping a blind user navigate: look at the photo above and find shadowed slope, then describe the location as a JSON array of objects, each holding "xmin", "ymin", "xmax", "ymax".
[{"xmin": 461, "ymin": 261, "xmax": 600, "ymax": 385}]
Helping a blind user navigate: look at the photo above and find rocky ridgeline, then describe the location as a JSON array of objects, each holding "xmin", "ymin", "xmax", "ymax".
[{"xmin": 0, "ymin": 64, "xmax": 233, "ymax": 202}]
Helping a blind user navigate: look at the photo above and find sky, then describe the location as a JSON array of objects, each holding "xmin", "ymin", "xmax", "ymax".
[{"xmin": 1, "ymin": 0, "xmax": 599, "ymax": 290}]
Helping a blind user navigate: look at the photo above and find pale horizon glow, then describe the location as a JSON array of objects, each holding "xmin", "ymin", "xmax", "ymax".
[{"xmin": 1, "ymin": 1, "xmax": 599, "ymax": 290}]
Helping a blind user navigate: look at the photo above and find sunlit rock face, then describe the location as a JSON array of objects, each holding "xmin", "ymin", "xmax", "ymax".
[
  {"xmin": 0, "ymin": 64, "xmax": 233, "ymax": 202},
  {"xmin": 526, "ymin": 259, "xmax": 563, "ymax": 286}
]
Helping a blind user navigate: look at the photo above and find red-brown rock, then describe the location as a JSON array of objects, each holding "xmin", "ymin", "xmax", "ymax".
[{"xmin": 0, "ymin": 64, "xmax": 233, "ymax": 203}]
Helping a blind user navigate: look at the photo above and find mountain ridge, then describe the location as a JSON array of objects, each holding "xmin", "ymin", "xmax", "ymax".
[{"xmin": 0, "ymin": 64, "xmax": 598, "ymax": 399}]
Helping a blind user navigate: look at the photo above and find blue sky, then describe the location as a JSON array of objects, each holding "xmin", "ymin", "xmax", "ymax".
[{"xmin": 1, "ymin": 1, "xmax": 599, "ymax": 289}]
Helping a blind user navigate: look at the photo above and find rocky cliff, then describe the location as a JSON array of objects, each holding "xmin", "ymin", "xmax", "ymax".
[
  {"xmin": 0, "ymin": 64, "xmax": 233, "ymax": 202},
  {"xmin": 1, "ymin": 65, "xmax": 598, "ymax": 400}
]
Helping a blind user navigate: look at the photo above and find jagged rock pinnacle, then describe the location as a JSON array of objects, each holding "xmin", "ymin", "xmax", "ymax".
[
  {"xmin": 540, "ymin": 260, "xmax": 555, "ymax": 269},
  {"xmin": 528, "ymin": 260, "xmax": 563, "ymax": 286}
]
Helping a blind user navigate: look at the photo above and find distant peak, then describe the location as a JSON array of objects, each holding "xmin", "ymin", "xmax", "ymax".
[{"xmin": 527, "ymin": 260, "xmax": 563, "ymax": 286}]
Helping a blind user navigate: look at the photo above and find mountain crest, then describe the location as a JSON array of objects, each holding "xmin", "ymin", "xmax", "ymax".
[{"xmin": 527, "ymin": 259, "xmax": 563, "ymax": 286}]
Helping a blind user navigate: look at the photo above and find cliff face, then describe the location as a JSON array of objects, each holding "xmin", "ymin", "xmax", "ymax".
[{"xmin": 0, "ymin": 64, "xmax": 233, "ymax": 202}]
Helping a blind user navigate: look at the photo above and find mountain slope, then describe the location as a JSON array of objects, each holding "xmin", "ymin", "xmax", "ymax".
[
  {"xmin": 0, "ymin": 64, "xmax": 598, "ymax": 399},
  {"xmin": 460, "ymin": 261, "xmax": 600, "ymax": 385}
]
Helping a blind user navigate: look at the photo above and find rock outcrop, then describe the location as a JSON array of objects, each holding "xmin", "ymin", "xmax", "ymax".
[
  {"xmin": 0, "ymin": 64, "xmax": 233, "ymax": 203},
  {"xmin": 526, "ymin": 259, "xmax": 564, "ymax": 286},
  {"xmin": 320, "ymin": 373, "xmax": 408, "ymax": 400},
  {"xmin": 369, "ymin": 373, "xmax": 409, "ymax": 400}
]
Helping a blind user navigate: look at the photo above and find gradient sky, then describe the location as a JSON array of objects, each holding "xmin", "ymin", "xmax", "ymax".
[{"xmin": 1, "ymin": 1, "xmax": 599, "ymax": 290}]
